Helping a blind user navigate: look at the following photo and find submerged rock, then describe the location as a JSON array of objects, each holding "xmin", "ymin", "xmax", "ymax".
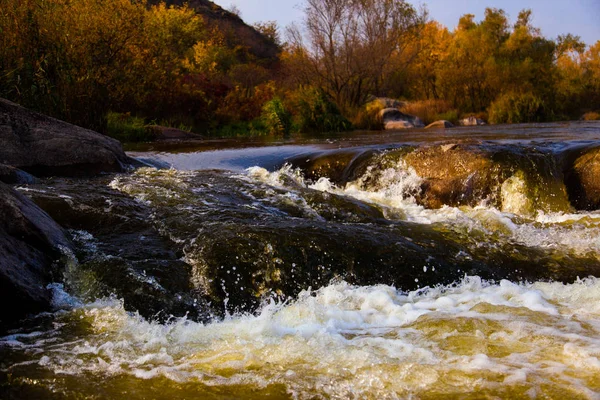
[
  {"xmin": 0, "ymin": 98, "xmax": 131, "ymax": 177},
  {"xmin": 425, "ymin": 120, "xmax": 454, "ymax": 129},
  {"xmin": 0, "ymin": 182, "xmax": 71, "ymax": 324},
  {"xmin": 379, "ymin": 108, "xmax": 425, "ymax": 130}
]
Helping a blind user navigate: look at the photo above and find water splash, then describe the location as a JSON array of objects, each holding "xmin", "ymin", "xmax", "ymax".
[{"xmin": 3, "ymin": 277, "xmax": 600, "ymax": 398}]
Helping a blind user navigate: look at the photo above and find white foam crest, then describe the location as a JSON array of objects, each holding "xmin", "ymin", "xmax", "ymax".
[
  {"xmin": 8, "ymin": 277, "xmax": 600, "ymax": 396},
  {"xmin": 246, "ymin": 165, "xmax": 307, "ymax": 189}
]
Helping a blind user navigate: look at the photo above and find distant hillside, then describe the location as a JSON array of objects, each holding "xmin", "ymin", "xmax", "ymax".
[{"xmin": 150, "ymin": 0, "xmax": 280, "ymax": 61}]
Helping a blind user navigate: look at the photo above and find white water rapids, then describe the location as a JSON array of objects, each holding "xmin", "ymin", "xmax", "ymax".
[{"xmin": 3, "ymin": 157, "xmax": 600, "ymax": 399}]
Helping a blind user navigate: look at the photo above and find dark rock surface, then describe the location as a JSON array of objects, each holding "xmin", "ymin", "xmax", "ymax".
[
  {"xmin": 0, "ymin": 182, "xmax": 71, "ymax": 324},
  {"xmin": 0, "ymin": 164, "xmax": 37, "ymax": 184},
  {"xmin": 20, "ymin": 178, "xmax": 208, "ymax": 322},
  {"xmin": 0, "ymin": 98, "xmax": 131, "ymax": 177}
]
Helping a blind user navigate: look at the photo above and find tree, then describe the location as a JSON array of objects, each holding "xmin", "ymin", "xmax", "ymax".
[
  {"xmin": 287, "ymin": 0, "xmax": 426, "ymax": 112},
  {"xmin": 254, "ymin": 21, "xmax": 282, "ymax": 47}
]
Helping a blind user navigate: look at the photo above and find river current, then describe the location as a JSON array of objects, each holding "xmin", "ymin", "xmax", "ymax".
[{"xmin": 2, "ymin": 122, "xmax": 600, "ymax": 399}]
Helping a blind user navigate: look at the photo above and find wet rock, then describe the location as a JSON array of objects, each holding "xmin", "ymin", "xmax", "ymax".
[
  {"xmin": 0, "ymin": 98, "xmax": 131, "ymax": 177},
  {"xmin": 403, "ymin": 145, "xmax": 495, "ymax": 208},
  {"xmin": 566, "ymin": 147, "xmax": 600, "ymax": 210},
  {"xmin": 0, "ymin": 164, "xmax": 37, "ymax": 184},
  {"xmin": 459, "ymin": 116, "xmax": 486, "ymax": 126},
  {"xmin": 0, "ymin": 181, "xmax": 71, "ymax": 324},
  {"xmin": 286, "ymin": 150, "xmax": 363, "ymax": 184},
  {"xmin": 379, "ymin": 108, "xmax": 425, "ymax": 130},
  {"xmin": 425, "ymin": 120, "xmax": 454, "ymax": 129},
  {"xmin": 20, "ymin": 178, "xmax": 207, "ymax": 321}
]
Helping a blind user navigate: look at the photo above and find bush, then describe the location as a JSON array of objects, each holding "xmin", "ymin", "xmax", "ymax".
[
  {"xmin": 212, "ymin": 119, "xmax": 268, "ymax": 137},
  {"xmin": 106, "ymin": 112, "xmax": 156, "ymax": 142},
  {"xmin": 401, "ymin": 100, "xmax": 458, "ymax": 125},
  {"xmin": 352, "ymin": 100, "xmax": 385, "ymax": 130},
  {"xmin": 582, "ymin": 111, "xmax": 600, "ymax": 121},
  {"xmin": 261, "ymin": 98, "xmax": 292, "ymax": 135},
  {"xmin": 488, "ymin": 92, "xmax": 550, "ymax": 124},
  {"xmin": 290, "ymin": 87, "xmax": 352, "ymax": 133}
]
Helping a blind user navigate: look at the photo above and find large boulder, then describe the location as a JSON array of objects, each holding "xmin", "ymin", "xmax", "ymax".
[
  {"xmin": 0, "ymin": 98, "xmax": 131, "ymax": 177},
  {"xmin": 379, "ymin": 108, "xmax": 425, "ymax": 130},
  {"xmin": 0, "ymin": 181, "xmax": 71, "ymax": 324},
  {"xmin": 403, "ymin": 145, "xmax": 495, "ymax": 208}
]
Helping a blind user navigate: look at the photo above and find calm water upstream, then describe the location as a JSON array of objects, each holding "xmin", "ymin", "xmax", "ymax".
[{"xmin": 2, "ymin": 122, "xmax": 600, "ymax": 399}]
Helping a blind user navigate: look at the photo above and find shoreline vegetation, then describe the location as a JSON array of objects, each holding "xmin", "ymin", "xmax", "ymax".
[{"xmin": 1, "ymin": 0, "xmax": 599, "ymax": 142}]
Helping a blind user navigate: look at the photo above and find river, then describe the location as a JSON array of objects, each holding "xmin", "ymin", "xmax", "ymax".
[{"xmin": 2, "ymin": 122, "xmax": 600, "ymax": 399}]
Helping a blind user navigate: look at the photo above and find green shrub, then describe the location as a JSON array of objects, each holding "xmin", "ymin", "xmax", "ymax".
[
  {"xmin": 435, "ymin": 110, "xmax": 460, "ymax": 124},
  {"xmin": 488, "ymin": 92, "xmax": 550, "ymax": 124},
  {"xmin": 106, "ymin": 112, "xmax": 155, "ymax": 142},
  {"xmin": 213, "ymin": 119, "xmax": 268, "ymax": 137},
  {"xmin": 352, "ymin": 100, "xmax": 385, "ymax": 130},
  {"xmin": 291, "ymin": 87, "xmax": 352, "ymax": 133},
  {"xmin": 261, "ymin": 98, "xmax": 292, "ymax": 135}
]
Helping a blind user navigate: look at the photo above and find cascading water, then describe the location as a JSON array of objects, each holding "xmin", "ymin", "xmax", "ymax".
[{"xmin": 2, "ymin": 123, "xmax": 600, "ymax": 399}]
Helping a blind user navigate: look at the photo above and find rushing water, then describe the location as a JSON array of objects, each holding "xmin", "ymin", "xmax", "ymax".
[{"xmin": 2, "ymin": 122, "xmax": 600, "ymax": 399}]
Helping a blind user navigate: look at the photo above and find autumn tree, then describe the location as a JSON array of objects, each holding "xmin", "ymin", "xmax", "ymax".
[
  {"xmin": 287, "ymin": 0, "xmax": 426, "ymax": 112},
  {"xmin": 404, "ymin": 21, "xmax": 451, "ymax": 100}
]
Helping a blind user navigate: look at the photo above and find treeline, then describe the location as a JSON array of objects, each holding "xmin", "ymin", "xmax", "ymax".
[
  {"xmin": 0, "ymin": 0, "xmax": 279, "ymax": 137},
  {"xmin": 402, "ymin": 10, "xmax": 600, "ymax": 124},
  {"xmin": 0, "ymin": 0, "xmax": 599, "ymax": 140}
]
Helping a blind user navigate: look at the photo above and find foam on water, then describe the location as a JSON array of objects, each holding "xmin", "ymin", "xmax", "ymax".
[
  {"xmin": 3, "ymin": 277, "xmax": 600, "ymax": 398},
  {"xmin": 247, "ymin": 164, "xmax": 600, "ymax": 257}
]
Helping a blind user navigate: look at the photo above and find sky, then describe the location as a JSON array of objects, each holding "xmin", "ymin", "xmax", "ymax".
[{"xmin": 212, "ymin": 0, "xmax": 600, "ymax": 46}]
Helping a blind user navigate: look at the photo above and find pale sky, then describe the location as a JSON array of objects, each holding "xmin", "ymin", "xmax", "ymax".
[{"xmin": 213, "ymin": 0, "xmax": 600, "ymax": 46}]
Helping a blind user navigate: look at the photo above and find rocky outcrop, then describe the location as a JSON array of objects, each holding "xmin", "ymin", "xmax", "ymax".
[
  {"xmin": 379, "ymin": 108, "xmax": 425, "ymax": 130},
  {"xmin": 0, "ymin": 164, "xmax": 37, "ymax": 184},
  {"xmin": 0, "ymin": 98, "xmax": 131, "ymax": 177},
  {"xmin": 459, "ymin": 116, "xmax": 486, "ymax": 126},
  {"xmin": 401, "ymin": 144, "xmax": 572, "ymax": 213},
  {"xmin": 425, "ymin": 120, "xmax": 454, "ymax": 129},
  {"xmin": 566, "ymin": 147, "xmax": 600, "ymax": 210},
  {"xmin": 151, "ymin": 0, "xmax": 280, "ymax": 61},
  {"xmin": 0, "ymin": 182, "xmax": 71, "ymax": 324}
]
